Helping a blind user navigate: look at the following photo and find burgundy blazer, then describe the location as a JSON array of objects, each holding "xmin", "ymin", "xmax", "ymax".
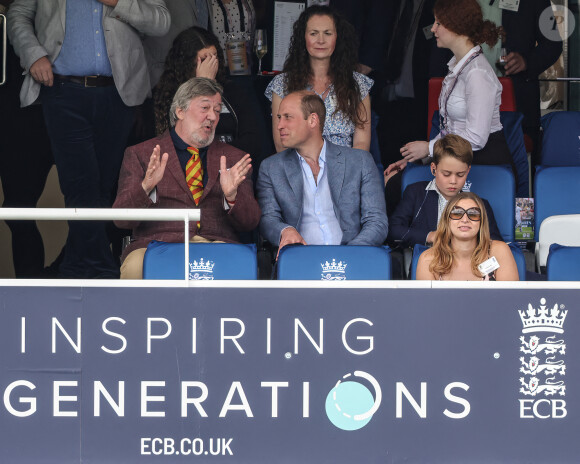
[{"xmin": 113, "ymin": 131, "xmax": 261, "ymax": 261}]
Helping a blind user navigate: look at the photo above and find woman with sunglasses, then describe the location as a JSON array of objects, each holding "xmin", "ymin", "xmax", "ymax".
[
  {"xmin": 385, "ymin": 0, "xmax": 512, "ymax": 176},
  {"xmin": 416, "ymin": 192, "xmax": 518, "ymax": 281}
]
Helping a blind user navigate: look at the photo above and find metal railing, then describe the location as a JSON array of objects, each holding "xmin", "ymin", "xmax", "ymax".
[
  {"xmin": 0, "ymin": 208, "xmax": 201, "ymax": 281},
  {"xmin": 1, "ymin": 13, "xmax": 6, "ymax": 86}
]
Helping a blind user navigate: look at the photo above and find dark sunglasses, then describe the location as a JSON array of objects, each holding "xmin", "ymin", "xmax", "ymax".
[{"xmin": 449, "ymin": 206, "xmax": 481, "ymax": 221}]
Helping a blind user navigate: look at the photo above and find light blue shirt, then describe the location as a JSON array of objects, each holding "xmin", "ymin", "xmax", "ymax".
[
  {"xmin": 53, "ymin": 0, "xmax": 113, "ymax": 76},
  {"xmin": 296, "ymin": 141, "xmax": 343, "ymax": 245}
]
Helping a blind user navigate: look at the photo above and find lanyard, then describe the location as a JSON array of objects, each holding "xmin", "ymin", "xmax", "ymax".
[
  {"xmin": 216, "ymin": 0, "xmax": 246, "ymax": 34},
  {"xmin": 439, "ymin": 49, "xmax": 482, "ymax": 136}
]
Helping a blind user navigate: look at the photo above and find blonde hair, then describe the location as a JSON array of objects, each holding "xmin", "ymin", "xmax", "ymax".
[{"xmin": 429, "ymin": 192, "xmax": 492, "ymax": 278}]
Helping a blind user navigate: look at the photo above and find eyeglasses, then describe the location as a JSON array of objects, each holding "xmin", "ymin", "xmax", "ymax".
[{"xmin": 449, "ymin": 206, "xmax": 481, "ymax": 221}]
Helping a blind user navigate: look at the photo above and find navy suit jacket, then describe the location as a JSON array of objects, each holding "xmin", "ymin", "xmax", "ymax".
[
  {"xmin": 257, "ymin": 141, "xmax": 389, "ymax": 247},
  {"xmin": 502, "ymin": 0, "xmax": 562, "ymax": 130},
  {"xmin": 388, "ymin": 181, "xmax": 503, "ymax": 247}
]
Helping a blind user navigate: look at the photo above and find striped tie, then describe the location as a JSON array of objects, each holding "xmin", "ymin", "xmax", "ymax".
[{"xmin": 186, "ymin": 147, "xmax": 203, "ymax": 205}]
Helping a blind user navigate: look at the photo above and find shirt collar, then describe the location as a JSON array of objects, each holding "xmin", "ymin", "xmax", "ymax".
[
  {"xmin": 447, "ymin": 45, "xmax": 481, "ymax": 74},
  {"xmin": 170, "ymin": 127, "xmax": 190, "ymax": 151},
  {"xmin": 296, "ymin": 140, "xmax": 327, "ymax": 166},
  {"xmin": 426, "ymin": 179, "xmax": 445, "ymax": 199}
]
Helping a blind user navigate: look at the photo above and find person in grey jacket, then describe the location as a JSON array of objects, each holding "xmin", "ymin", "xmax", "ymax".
[
  {"xmin": 8, "ymin": 0, "xmax": 170, "ymax": 278},
  {"xmin": 257, "ymin": 91, "xmax": 388, "ymax": 256}
]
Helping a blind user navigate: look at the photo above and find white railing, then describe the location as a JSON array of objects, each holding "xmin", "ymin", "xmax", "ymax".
[{"xmin": 0, "ymin": 208, "xmax": 200, "ymax": 281}]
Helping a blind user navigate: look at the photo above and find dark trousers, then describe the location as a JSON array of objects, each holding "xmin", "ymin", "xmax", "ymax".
[
  {"xmin": 41, "ymin": 81, "xmax": 135, "ymax": 278},
  {"xmin": 0, "ymin": 105, "xmax": 54, "ymax": 277}
]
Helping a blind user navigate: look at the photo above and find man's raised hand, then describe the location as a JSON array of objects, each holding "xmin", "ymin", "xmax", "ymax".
[
  {"xmin": 142, "ymin": 145, "xmax": 169, "ymax": 195},
  {"xmin": 220, "ymin": 154, "xmax": 252, "ymax": 203}
]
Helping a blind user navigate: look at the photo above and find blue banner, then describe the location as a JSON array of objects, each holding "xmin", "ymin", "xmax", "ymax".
[{"xmin": 0, "ymin": 286, "xmax": 578, "ymax": 462}]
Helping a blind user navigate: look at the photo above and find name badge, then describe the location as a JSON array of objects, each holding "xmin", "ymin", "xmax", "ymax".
[
  {"xmin": 423, "ymin": 25, "xmax": 434, "ymax": 40},
  {"xmin": 478, "ymin": 256, "xmax": 500, "ymax": 276},
  {"xmin": 499, "ymin": 0, "xmax": 520, "ymax": 12}
]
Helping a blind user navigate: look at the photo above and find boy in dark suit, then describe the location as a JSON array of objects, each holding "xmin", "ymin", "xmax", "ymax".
[{"xmin": 388, "ymin": 134, "xmax": 502, "ymax": 248}]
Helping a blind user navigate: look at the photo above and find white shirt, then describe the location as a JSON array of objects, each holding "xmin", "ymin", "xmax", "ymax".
[
  {"xmin": 296, "ymin": 141, "xmax": 342, "ymax": 246},
  {"xmin": 425, "ymin": 180, "xmax": 449, "ymax": 225},
  {"xmin": 429, "ymin": 46, "xmax": 503, "ymax": 155}
]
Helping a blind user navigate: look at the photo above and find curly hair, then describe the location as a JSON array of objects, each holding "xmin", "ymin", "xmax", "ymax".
[
  {"xmin": 429, "ymin": 192, "xmax": 492, "ymax": 279},
  {"xmin": 153, "ymin": 27, "xmax": 227, "ymax": 136},
  {"xmin": 282, "ymin": 6, "xmax": 365, "ymax": 128},
  {"xmin": 433, "ymin": 0, "xmax": 504, "ymax": 48}
]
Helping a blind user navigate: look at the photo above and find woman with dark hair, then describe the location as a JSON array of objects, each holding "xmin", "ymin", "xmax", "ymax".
[
  {"xmin": 416, "ymin": 192, "xmax": 518, "ymax": 281},
  {"xmin": 265, "ymin": 5, "xmax": 372, "ymax": 152},
  {"xmin": 386, "ymin": 0, "xmax": 512, "ymax": 175},
  {"xmin": 153, "ymin": 26, "xmax": 260, "ymax": 156}
]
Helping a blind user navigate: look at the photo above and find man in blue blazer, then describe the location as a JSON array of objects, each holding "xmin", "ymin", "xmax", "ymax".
[{"xmin": 257, "ymin": 91, "xmax": 388, "ymax": 254}]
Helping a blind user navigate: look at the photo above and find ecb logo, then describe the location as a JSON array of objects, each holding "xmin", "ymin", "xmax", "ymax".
[
  {"xmin": 189, "ymin": 258, "xmax": 215, "ymax": 280},
  {"xmin": 518, "ymin": 298, "xmax": 568, "ymax": 419}
]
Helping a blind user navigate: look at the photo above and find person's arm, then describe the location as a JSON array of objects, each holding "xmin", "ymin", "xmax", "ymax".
[
  {"xmin": 7, "ymin": 0, "xmax": 47, "ymax": 72},
  {"xmin": 271, "ymin": 92, "xmax": 284, "ymax": 153},
  {"xmin": 219, "ymin": 153, "xmax": 261, "ymax": 232},
  {"xmin": 256, "ymin": 158, "xmax": 293, "ymax": 245},
  {"xmin": 461, "ymin": 69, "xmax": 497, "ymax": 151},
  {"xmin": 416, "ymin": 249, "xmax": 435, "ymax": 280},
  {"xmin": 108, "ymin": 0, "xmax": 170, "ymax": 37},
  {"xmin": 505, "ymin": 0, "xmax": 562, "ymax": 78},
  {"xmin": 352, "ymin": 95, "xmax": 371, "ymax": 151},
  {"xmin": 113, "ymin": 145, "xmax": 168, "ymax": 229},
  {"xmin": 491, "ymin": 241, "xmax": 519, "ymax": 281},
  {"xmin": 388, "ymin": 185, "xmax": 433, "ymax": 247},
  {"xmin": 347, "ymin": 151, "xmax": 389, "ymax": 246}
]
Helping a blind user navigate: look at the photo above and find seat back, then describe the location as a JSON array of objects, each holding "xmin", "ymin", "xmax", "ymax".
[
  {"xmin": 540, "ymin": 111, "xmax": 580, "ymax": 166},
  {"xmin": 534, "ymin": 167, "xmax": 580, "ymax": 234},
  {"xmin": 547, "ymin": 244, "xmax": 580, "ymax": 281},
  {"xmin": 411, "ymin": 242, "xmax": 525, "ymax": 280},
  {"xmin": 535, "ymin": 214, "xmax": 580, "ymax": 271},
  {"xmin": 401, "ymin": 165, "xmax": 432, "ymax": 193},
  {"xmin": 427, "ymin": 77, "xmax": 516, "ymax": 139},
  {"xmin": 410, "ymin": 244, "xmax": 429, "ymax": 280},
  {"xmin": 464, "ymin": 165, "xmax": 515, "ymax": 242},
  {"xmin": 402, "ymin": 164, "xmax": 515, "ymax": 241},
  {"xmin": 143, "ymin": 241, "xmax": 258, "ymax": 280},
  {"xmin": 277, "ymin": 245, "xmax": 391, "ymax": 280}
]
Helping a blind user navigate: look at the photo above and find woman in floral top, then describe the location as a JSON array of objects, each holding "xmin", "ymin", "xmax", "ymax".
[{"xmin": 265, "ymin": 5, "xmax": 373, "ymax": 153}]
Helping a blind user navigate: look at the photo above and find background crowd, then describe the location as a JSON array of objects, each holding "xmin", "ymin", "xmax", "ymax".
[{"xmin": 0, "ymin": 0, "xmax": 567, "ymax": 281}]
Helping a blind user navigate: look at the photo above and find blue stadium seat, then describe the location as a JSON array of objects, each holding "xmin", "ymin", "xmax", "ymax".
[
  {"xmin": 547, "ymin": 244, "xmax": 580, "ymax": 281},
  {"xmin": 508, "ymin": 242, "xmax": 526, "ymax": 281},
  {"xmin": 540, "ymin": 111, "xmax": 580, "ymax": 166},
  {"xmin": 401, "ymin": 164, "xmax": 515, "ymax": 242},
  {"xmin": 430, "ymin": 110, "xmax": 529, "ymax": 197},
  {"xmin": 533, "ymin": 166, "xmax": 580, "ymax": 234},
  {"xmin": 143, "ymin": 241, "xmax": 258, "ymax": 280},
  {"xmin": 410, "ymin": 244, "xmax": 429, "ymax": 280},
  {"xmin": 401, "ymin": 165, "xmax": 432, "ymax": 193},
  {"xmin": 411, "ymin": 243, "xmax": 525, "ymax": 280},
  {"xmin": 277, "ymin": 245, "xmax": 391, "ymax": 280}
]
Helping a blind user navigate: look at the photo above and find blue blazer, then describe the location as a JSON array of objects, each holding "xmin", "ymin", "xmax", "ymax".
[
  {"xmin": 257, "ymin": 141, "xmax": 389, "ymax": 246},
  {"xmin": 388, "ymin": 181, "xmax": 503, "ymax": 247}
]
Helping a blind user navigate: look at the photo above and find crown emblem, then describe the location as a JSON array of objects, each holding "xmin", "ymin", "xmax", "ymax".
[
  {"xmin": 321, "ymin": 259, "xmax": 347, "ymax": 281},
  {"xmin": 462, "ymin": 180, "xmax": 472, "ymax": 192},
  {"xmin": 519, "ymin": 298, "xmax": 567, "ymax": 334},
  {"xmin": 188, "ymin": 258, "xmax": 215, "ymax": 280}
]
